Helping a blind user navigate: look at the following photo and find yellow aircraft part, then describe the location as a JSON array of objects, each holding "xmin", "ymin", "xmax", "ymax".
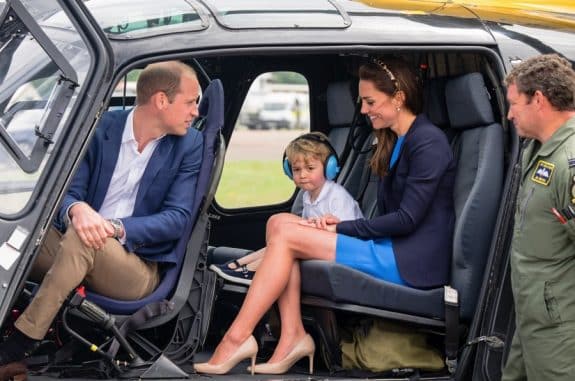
[{"xmin": 356, "ymin": 0, "xmax": 575, "ymax": 31}]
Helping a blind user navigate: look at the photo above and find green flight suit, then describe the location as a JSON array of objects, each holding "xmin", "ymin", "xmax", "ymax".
[{"xmin": 502, "ymin": 116, "xmax": 575, "ymax": 381}]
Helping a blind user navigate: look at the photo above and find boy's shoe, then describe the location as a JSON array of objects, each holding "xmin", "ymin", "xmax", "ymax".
[{"xmin": 209, "ymin": 260, "xmax": 255, "ymax": 286}]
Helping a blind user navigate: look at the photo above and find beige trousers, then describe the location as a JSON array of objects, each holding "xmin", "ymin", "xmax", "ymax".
[{"xmin": 15, "ymin": 227, "xmax": 159, "ymax": 340}]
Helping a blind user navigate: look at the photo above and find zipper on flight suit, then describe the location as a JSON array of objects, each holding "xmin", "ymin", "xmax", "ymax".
[{"xmin": 517, "ymin": 187, "xmax": 535, "ymax": 232}]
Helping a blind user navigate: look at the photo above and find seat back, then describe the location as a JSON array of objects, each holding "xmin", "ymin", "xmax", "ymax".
[
  {"xmin": 326, "ymin": 80, "xmax": 357, "ymax": 157},
  {"xmin": 87, "ymin": 79, "xmax": 225, "ymax": 314},
  {"xmin": 423, "ymin": 77, "xmax": 450, "ymax": 131},
  {"xmin": 445, "ymin": 73, "xmax": 504, "ymax": 320}
]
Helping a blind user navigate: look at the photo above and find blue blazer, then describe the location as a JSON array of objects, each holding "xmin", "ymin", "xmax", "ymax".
[
  {"xmin": 55, "ymin": 110, "xmax": 204, "ymax": 265},
  {"xmin": 337, "ymin": 114, "xmax": 455, "ymax": 288}
]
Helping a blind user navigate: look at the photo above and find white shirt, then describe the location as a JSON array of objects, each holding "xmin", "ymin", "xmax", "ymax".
[
  {"xmin": 98, "ymin": 109, "xmax": 163, "ymax": 220},
  {"xmin": 302, "ymin": 180, "xmax": 364, "ymax": 221}
]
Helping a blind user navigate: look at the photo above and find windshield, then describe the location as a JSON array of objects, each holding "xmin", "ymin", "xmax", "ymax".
[
  {"xmin": 44, "ymin": 0, "xmax": 208, "ymax": 39},
  {"xmin": 0, "ymin": 1, "xmax": 89, "ymax": 215}
]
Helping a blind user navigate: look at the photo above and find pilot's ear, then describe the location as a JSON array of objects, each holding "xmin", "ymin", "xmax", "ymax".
[
  {"xmin": 532, "ymin": 90, "xmax": 548, "ymax": 110},
  {"xmin": 152, "ymin": 91, "xmax": 168, "ymax": 110}
]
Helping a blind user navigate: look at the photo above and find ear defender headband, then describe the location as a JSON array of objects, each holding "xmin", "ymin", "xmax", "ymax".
[{"xmin": 282, "ymin": 134, "xmax": 340, "ymax": 181}]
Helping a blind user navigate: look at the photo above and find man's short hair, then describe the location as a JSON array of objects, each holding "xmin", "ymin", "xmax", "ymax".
[
  {"xmin": 136, "ymin": 61, "xmax": 197, "ymax": 105},
  {"xmin": 505, "ymin": 54, "xmax": 575, "ymax": 111}
]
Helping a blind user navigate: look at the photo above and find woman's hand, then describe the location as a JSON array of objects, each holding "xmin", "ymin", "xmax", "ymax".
[
  {"xmin": 319, "ymin": 214, "xmax": 340, "ymax": 232},
  {"xmin": 298, "ymin": 214, "xmax": 340, "ymax": 232}
]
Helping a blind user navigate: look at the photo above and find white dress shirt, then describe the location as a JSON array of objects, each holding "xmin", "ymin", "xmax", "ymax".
[
  {"xmin": 98, "ymin": 109, "xmax": 164, "ymax": 221},
  {"xmin": 302, "ymin": 180, "xmax": 364, "ymax": 221}
]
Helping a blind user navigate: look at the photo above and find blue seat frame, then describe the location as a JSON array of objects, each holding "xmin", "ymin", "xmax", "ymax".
[{"xmin": 86, "ymin": 79, "xmax": 225, "ymax": 315}]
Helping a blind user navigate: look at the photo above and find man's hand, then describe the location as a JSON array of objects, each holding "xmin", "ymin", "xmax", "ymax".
[{"xmin": 69, "ymin": 202, "xmax": 115, "ymax": 249}]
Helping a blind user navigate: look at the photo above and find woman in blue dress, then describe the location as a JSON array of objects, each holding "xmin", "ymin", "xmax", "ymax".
[{"xmin": 195, "ymin": 56, "xmax": 456, "ymax": 375}]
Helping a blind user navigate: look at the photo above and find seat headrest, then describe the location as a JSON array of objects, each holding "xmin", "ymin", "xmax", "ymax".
[
  {"xmin": 446, "ymin": 72, "xmax": 495, "ymax": 129},
  {"xmin": 327, "ymin": 81, "xmax": 356, "ymax": 126},
  {"xmin": 423, "ymin": 77, "xmax": 449, "ymax": 128}
]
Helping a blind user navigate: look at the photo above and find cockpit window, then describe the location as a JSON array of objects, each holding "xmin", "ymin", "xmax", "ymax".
[
  {"xmin": 58, "ymin": 0, "xmax": 208, "ymax": 39},
  {"xmin": 204, "ymin": 0, "xmax": 351, "ymax": 29},
  {"xmin": 0, "ymin": 1, "xmax": 86, "ymax": 215}
]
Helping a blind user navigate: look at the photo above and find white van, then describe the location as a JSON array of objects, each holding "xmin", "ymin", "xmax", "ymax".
[{"xmin": 257, "ymin": 93, "xmax": 308, "ymax": 129}]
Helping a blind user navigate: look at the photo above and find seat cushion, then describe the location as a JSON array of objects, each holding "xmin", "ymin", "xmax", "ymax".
[{"xmin": 300, "ymin": 260, "xmax": 445, "ymax": 319}]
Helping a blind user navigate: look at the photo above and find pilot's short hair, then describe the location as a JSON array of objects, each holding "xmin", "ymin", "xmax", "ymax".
[
  {"xmin": 136, "ymin": 61, "xmax": 197, "ymax": 105},
  {"xmin": 505, "ymin": 54, "xmax": 575, "ymax": 111}
]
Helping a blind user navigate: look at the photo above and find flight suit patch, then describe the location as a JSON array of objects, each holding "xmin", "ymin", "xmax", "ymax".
[
  {"xmin": 571, "ymin": 175, "xmax": 575, "ymax": 204},
  {"xmin": 531, "ymin": 160, "xmax": 554, "ymax": 186},
  {"xmin": 569, "ymin": 158, "xmax": 575, "ymax": 168}
]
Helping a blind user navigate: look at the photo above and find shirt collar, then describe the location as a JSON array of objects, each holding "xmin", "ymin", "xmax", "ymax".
[
  {"xmin": 122, "ymin": 109, "xmax": 136, "ymax": 144},
  {"xmin": 537, "ymin": 116, "xmax": 575, "ymax": 157},
  {"xmin": 303, "ymin": 180, "xmax": 333, "ymax": 205},
  {"xmin": 523, "ymin": 116, "xmax": 575, "ymax": 170},
  {"xmin": 122, "ymin": 108, "xmax": 167, "ymax": 145}
]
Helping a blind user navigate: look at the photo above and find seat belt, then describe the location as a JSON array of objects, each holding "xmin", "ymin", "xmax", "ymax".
[
  {"xmin": 105, "ymin": 300, "xmax": 175, "ymax": 359},
  {"xmin": 444, "ymin": 285, "xmax": 460, "ymax": 374}
]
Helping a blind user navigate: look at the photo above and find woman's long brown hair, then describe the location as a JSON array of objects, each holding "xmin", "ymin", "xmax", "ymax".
[{"xmin": 359, "ymin": 57, "xmax": 422, "ymax": 177}]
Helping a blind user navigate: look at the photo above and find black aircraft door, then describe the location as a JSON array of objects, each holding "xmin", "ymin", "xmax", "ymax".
[{"xmin": 0, "ymin": 0, "xmax": 112, "ymax": 322}]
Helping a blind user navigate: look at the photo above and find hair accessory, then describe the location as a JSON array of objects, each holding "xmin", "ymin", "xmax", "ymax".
[{"xmin": 372, "ymin": 58, "xmax": 400, "ymax": 92}]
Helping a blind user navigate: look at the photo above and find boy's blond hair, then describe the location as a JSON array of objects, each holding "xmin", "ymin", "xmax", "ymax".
[{"xmin": 285, "ymin": 132, "xmax": 332, "ymax": 166}]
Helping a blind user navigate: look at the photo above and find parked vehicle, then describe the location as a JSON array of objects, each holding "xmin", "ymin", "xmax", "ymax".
[
  {"xmin": 0, "ymin": 0, "xmax": 573, "ymax": 380},
  {"xmin": 257, "ymin": 94, "xmax": 309, "ymax": 130}
]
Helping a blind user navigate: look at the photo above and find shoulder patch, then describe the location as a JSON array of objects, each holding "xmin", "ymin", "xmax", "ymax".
[
  {"xmin": 531, "ymin": 160, "xmax": 554, "ymax": 186},
  {"xmin": 569, "ymin": 158, "xmax": 575, "ymax": 168}
]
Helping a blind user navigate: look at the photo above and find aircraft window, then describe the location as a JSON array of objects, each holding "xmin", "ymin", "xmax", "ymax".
[
  {"xmin": 216, "ymin": 71, "xmax": 310, "ymax": 209},
  {"xmin": 108, "ymin": 70, "xmax": 141, "ymax": 111},
  {"xmin": 64, "ymin": 0, "xmax": 209, "ymax": 40},
  {"xmin": 203, "ymin": 0, "xmax": 351, "ymax": 29},
  {"xmin": 0, "ymin": 2, "xmax": 84, "ymax": 215}
]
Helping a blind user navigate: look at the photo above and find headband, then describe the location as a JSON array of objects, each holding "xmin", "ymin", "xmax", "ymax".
[{"xmin": 372, "ymin": 58, "xmax": 400, "ymax": 92}]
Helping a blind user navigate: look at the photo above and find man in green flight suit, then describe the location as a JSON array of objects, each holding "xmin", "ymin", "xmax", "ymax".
[{"xmin": 502, "ymin": 54, "xmax": 575, "ymax": 380}]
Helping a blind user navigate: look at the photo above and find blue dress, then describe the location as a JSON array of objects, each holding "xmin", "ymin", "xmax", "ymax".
[
  {"xmin": 335, "ymin": 114, "xmax": 456, "ymax": 289},
  {"xmin": 335, "ymin": 135, "xmax": 406, "ymax": 285}
]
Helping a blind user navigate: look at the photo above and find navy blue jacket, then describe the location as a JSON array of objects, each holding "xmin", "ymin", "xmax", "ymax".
[
  {"xmin": 55, "ymin": 110, "xmax": 204, "ymax": 265},
  {"xmin": 337, "ymin": 114, "xmax": 455, "ymax": 288}
]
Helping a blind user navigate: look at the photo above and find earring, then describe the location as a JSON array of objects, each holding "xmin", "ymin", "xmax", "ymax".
[{"xmin": 396, "ymin": 107, "xmax": 401, "ymax": 112}]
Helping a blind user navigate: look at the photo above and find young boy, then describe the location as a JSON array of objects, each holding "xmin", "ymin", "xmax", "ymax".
[{"xmin": 210, "ymin": 132, "xmax": 363, "ymax": 285}]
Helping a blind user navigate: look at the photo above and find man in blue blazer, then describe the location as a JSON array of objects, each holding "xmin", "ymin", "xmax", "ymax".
[{"xmin": 0, "ymin": 61, "xmax": 204, "ymax": 367}]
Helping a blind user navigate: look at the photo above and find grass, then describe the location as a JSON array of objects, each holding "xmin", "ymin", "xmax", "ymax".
[
  {"xmin": 215, "ymin": 160, "xmax": 296, "ymax": 208},
  {"xmin": 0, "ymin": 159, "xmax": 294, "ymax": 212}
]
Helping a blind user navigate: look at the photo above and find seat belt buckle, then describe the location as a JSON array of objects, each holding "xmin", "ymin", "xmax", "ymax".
[{"xmin": 444, "ymin": 285, "xmax": 459, "ymax": 306}]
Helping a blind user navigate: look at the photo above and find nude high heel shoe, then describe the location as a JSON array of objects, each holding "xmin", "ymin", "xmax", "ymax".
[
  {"xmin": 251, "ymin": 334, "xmax": 315, "ymax": 375},
  {"xmin": 194, "ymin": 335, "xmax": 258, "ymax": 375}
]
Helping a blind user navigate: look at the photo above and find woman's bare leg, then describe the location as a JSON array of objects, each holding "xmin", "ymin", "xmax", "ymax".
[
  {"xmin": 268, "ymin": 261, "xmax": 306, "ymax": 363},
  {"xmin": 205, "ymin": 213, "xmax": 336, "ymax": 365}
]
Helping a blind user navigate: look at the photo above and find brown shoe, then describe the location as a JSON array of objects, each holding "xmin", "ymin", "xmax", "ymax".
[{"xmin": 0, "ymin": 361, "xmax": 27, "ymax": 381}]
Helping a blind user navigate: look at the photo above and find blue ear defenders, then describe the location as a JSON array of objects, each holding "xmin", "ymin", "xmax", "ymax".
[{"xmin": 283, "ymin": 133, "xmax": 340, "ymax": 181}]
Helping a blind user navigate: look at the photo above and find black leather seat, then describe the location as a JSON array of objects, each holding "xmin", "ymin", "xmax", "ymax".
[{"xmin": 300, "ymin": 71, "xmax": 504, "ymax": 340}]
